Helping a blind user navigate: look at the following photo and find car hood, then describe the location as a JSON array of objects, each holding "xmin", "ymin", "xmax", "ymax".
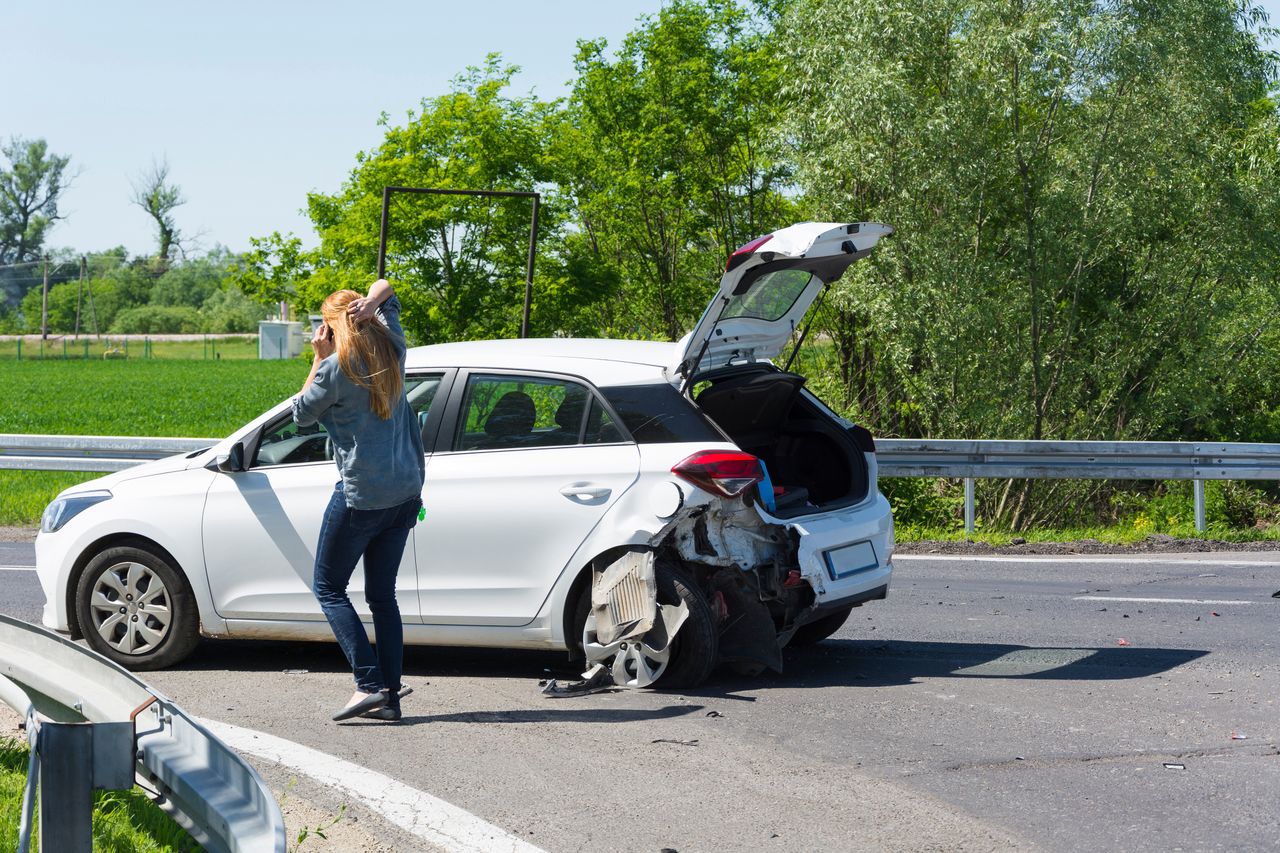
[
  {"xmin": 62, "ymin": 449, "xmax": 214, "ymax": 494},
  {"xmin": 667, "ymin": 221, "xmax": 892, "ymax": 383}
]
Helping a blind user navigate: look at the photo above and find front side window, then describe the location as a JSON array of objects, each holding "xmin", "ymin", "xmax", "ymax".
[
  {"xmin": 254, "ymin": 373, "xmax": 442, "ymax": 467},
  {"xmin": 454, "ymin": 374, "xmax": 613, "ymax": 451}
]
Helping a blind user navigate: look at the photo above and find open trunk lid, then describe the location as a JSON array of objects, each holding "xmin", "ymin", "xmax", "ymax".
[{"xmin": 666, "ymin": 221, "xmax": 892, "ymax": 384}]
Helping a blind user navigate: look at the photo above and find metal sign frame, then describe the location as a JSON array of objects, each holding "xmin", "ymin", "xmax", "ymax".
[{"xmin": 375, "ymin": 185, "xmax": 541, "ymax": 338}]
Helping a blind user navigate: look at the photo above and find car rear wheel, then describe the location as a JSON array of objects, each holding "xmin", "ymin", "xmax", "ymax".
[
  {"xmin": 75, "ymin": 545, "xmax": 200, "ymax": 671},
  {"xmin": 788, "ymin": 605, "xmax": 854, "ymax": 646},
  {"xmin": 579, "ymin": 560, "xmax": 718, "ymax": 689}
]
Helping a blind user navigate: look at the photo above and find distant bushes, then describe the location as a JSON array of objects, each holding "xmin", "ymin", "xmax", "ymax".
[{"xmin": 109, "ymin": 306, "xmax": 203, "ymax": 334}]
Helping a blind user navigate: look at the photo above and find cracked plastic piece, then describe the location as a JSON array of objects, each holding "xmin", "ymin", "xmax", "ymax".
[{"xmin": 541, "ymin": 664, "xmax": 615, "ymax": 698}]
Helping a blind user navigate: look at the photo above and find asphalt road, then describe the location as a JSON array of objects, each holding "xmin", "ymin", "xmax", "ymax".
[{"xmin": 3, "ymin": 541, "xmax": 1278, "ymax": 852}]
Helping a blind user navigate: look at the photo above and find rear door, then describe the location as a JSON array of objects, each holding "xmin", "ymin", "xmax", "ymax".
[{"xmin": 413, "ymin": 370, "xmax": 639, "ymax": 625}]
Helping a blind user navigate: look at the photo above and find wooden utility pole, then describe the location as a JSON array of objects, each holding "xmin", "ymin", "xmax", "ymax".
[
  {"xmin": 41, "ymin": 255, "xmax": 49, "ymax": 340},
  {"xmin": 85, "ymin": 256, "xmax": 99, "ymax": 337},
  {"xmin": 74, "ymin": 256, "xmax": 85, "ymax": 337}
]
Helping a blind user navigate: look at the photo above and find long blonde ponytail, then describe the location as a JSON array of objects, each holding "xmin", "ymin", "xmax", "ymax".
[{"xmin": 320, "ymin": 290, "xmax": 402, "ymax": 419}]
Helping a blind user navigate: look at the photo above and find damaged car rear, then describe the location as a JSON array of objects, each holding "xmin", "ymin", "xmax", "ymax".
[{"xmin": 570, "ymin": 221, "xmax": 896, "ymax": 689}]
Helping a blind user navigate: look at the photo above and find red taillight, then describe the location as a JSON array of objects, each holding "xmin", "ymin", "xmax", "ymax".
[
  {"xmin": 725, "ymin": 234, "xmax": 773, "ymax": 271},
  {"xmin": 672, "ymin": 450, "xmax": 764, "ymax": 498}
]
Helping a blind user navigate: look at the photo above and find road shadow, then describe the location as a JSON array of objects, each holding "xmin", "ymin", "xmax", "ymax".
[
  {"xmin": 181, "ymin": 636, "xmax": 1209, "ymax": 698},
  {"xmin": 341, "ymin": 704, "xmax": 706, "ymax": 727},
  {"xmin": 701, "ymin": 639, "xmax": 1212, "ymax": 693},
  {"xmin": 184, "ymin": 636, "xmax": 583, "ymax": 681}
]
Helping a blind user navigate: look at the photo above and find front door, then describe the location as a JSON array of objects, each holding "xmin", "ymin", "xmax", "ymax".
[{"xmin": 202, "ymin": 374, "xmax": 445, "ymax": 622}]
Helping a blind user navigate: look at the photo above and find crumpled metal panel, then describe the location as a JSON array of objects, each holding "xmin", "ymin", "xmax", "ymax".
[{"xmin": 590, "ymin": 550, "xmax": 657, "ymax": 646}]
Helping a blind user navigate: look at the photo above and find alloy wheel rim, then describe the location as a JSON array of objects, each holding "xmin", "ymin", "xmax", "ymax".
[
  {"xmin": 582, "ymin": 601, "xmax": 688, "ymax": 688},
  {"xmin": 88, "ymin": 561, "xmax": 172, "ymax": 654}
]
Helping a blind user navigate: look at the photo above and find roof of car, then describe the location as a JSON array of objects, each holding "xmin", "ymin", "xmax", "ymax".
[{"xmin": 405, "ymin": 337, "xmax": 678, "ymax": 385}]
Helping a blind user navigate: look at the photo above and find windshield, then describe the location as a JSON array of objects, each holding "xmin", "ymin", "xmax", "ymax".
[{"xmin": 719, "ymin": 269, "xmax": 818, "ymax": 322}]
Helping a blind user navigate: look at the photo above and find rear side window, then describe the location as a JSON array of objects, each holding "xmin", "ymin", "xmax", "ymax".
[
  {"xmin": 454, "ymin": 374, "xmax": 597, "ymax": 451},
  {"xmin": 599, "ymin": 384, "xmax": 725, "ymax": 444}
]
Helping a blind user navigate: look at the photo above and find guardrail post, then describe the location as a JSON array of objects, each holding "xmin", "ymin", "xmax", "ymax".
[
  {"xmin": 964, "ymin": 477, "xmax": 975, "ymax": 533},
  {"xmin": 1194, "ymin": 479, "xmax": 1206, "ymax": 533},
  {"xmin": 38, "ymin": 722, "xmax": 93, "ymax": 852},
  {"xmin": 33, "ymin": 720, "xmax": 135, "ymax": 853}
]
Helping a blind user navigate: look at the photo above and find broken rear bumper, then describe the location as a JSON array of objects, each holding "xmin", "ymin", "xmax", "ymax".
[{"xmin": 783, "ymin": 491, "xmax": 895, "ymax": 611}]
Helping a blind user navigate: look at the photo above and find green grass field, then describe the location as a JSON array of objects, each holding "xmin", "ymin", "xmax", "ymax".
[
  {"xmin": 2, "ymin": 359, "xmax": 306, "ymax": 525},
  {"xmin": 0, "ymin": 737, "xmax": 198, "ymax": 851}
]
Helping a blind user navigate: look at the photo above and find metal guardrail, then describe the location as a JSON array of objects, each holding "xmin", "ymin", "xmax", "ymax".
[
  {"xmin": 0, "ymin": 434, "xmax": 213, "ymax": 472},
  {"xmin": 876, "ymin": 438, "xmax": 1280, "ymax": 532},
  {"xmin": 0, "ymin": 613, "xmax": 286, "ymax": 852},
  {"xmin": 4, "ymin": 433, "xmax": 1280, "ymax": 530}
]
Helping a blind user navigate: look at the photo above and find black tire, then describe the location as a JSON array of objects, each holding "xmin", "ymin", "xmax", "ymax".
[
  {"xmin": 574, "ymin": 559, "xmax": 718, "ymax": 689},
  {"xmin": 75, "ymin": 545, "xmax": 200, "ymax": 671},
  {"xmin": 653, "ymin": 561, "xmax": 717, "ymax": 689},
  {"xmin": 788, "ymin": 605, "xmax": 855, "ymax": 647}
]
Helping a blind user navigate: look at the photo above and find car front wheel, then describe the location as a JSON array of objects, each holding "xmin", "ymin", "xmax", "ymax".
[{"xmin": 75, "ymin": 545, "xmax": 200, "ymax": 670}]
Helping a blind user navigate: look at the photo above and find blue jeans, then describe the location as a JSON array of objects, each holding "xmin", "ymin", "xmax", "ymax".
[{"xmin": 313, "ymin": 486, "xmax": 421, "ymax": 698}]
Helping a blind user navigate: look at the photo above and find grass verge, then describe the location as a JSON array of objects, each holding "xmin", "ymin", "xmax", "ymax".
[
  {"xmin": 896, "ymin": 524, "xmax": 1280, "ymax": 545},
  {"xmin": 0, "ymin": 736, "xmax": 199, "ymax": 851},
  {"xmin": 2, "ymin": 359, "xmax": 307, "ymax": 525}
]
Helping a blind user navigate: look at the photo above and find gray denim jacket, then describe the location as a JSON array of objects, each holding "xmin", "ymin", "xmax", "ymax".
[{"xmin": 292, "ymin": 295, "xmax": 425, "ymax": 509}]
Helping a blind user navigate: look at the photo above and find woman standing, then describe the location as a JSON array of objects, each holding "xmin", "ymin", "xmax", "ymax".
[{"xmin": 293, "ymin": 278, "xmax": 424, "ymax": 722}]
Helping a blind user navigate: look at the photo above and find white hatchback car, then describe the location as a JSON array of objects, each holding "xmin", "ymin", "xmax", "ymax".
[{"xmin": 36, "ymin": 221, "xmax": 895, "ymax": 688}]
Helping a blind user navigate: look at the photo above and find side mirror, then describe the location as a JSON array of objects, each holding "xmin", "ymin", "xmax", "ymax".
[{"xmin": 208, "ymin": 441, "xmax": 245, "ymax": 473}]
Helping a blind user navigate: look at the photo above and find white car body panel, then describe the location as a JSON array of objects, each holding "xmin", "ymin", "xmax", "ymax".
[
  {"xmin": 36, "ymin": 460, "xmax": 227, "ymax": 635},
  {"xmin": 415, "ymin": 442, "xmax": 640, "ymax": 625},
  {"xmin": 202, "ymin": 457, "xmax": 421, "ymax": 625}
]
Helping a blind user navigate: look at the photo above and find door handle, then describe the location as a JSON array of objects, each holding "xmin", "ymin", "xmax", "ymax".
[{"xmin": 560, "ymin": 483, "xmax": 611, "ymax": 501}]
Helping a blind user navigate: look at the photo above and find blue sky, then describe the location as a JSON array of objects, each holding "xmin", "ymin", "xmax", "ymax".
[
  {"xmin": 5, "ymin": 2, "xmax": 664, "ymax": 257},
  {"xmin": 5, "ymin": 1, "xmax": 1278, "ymax": 258}
]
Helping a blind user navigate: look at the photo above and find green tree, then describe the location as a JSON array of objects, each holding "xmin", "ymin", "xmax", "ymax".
[
  {"xmin": 149, "ymin": 250, "xmax": 234, "ymax": 308},
  {"xmin": 201, "ymin": 284, "xmax": 268, "ymax": 333},
  {"xmin": 280, "ymin": 57, "xmax": 577, "ymax": 343},
  {"xmin": 562, "ymin": 0, "xmax": 795, "ymax": 341},
  {"xmin": 777, "ymin": 0, "xmax": 1280, "ymax": 524},
  {"xmin": 0, "ymin": 137, "xmax": 72, "ymax": 265},
  {"xmin": 132, "ymin": 158, "xmax": 186, "ymax": 263}
]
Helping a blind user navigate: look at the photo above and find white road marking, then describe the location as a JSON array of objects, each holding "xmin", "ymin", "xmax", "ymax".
[
  {"xmin": 0, "ymin": 565, "xmax": 35, "ymax": 572},
  {"xmin": 199, "ymin": 718, "xmax": 545, "ymax": 853},
  {"xmin": 1073, "ymin": 596, "xmax": 1254, "ymax": 605},
  {"xmin": 896, "ymin": 553, "xmax": 1279, "ymax": 568}
]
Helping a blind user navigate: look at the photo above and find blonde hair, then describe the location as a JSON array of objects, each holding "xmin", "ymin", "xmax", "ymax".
[{"xmin": 321, "ymin": 289, "xmax": 402, "ymax": 420}]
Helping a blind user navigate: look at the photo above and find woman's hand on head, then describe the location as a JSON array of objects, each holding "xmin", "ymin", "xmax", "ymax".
[
  {"xmin": 347, "ymin": 296, "xmax": 378, "ymax": 324},
  {"xmin": 311, "ymin": 323, "xmax": 335, "ymax": 361}
]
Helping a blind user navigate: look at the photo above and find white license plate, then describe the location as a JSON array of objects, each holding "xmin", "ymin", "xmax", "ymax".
[{"xmin": 823, "ymin": 540, "xmax": 878, "ymax": 580}]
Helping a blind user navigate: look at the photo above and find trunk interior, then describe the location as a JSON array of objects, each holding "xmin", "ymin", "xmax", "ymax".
[{"xmin": 692, "ymin": 367, "xmax": 870, "ymax": 518}]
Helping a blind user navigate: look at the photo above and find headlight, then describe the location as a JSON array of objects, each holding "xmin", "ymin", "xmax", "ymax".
[{"xmin": 40, "ymin": 490, "xmax": 112, "ymax": 533}]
